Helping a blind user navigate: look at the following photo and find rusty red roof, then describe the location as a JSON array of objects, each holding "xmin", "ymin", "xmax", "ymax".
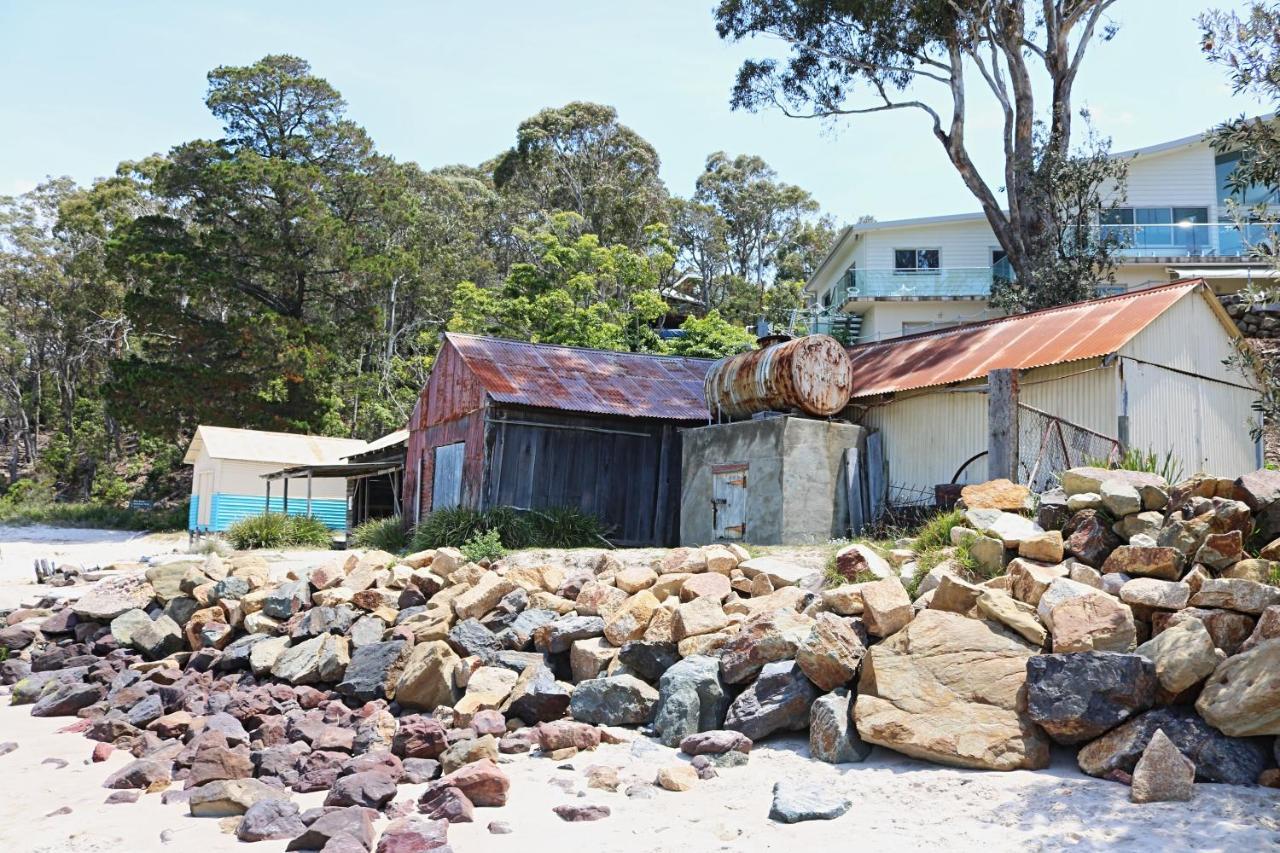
[
  {"xmin": 444, "ymin": 333, "xmax": 715, "ymax": 421},
  {"xmin": 847, "ymin": 279, "xmax": 1215, "ymax": 399}
]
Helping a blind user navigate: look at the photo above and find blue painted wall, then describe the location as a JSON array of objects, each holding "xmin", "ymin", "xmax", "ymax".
[
  {"xmin": 193, "ymin": 493, "xmax": 347, "ymax": 532},
  {"xmin": 188, "ymin": 496, "xmax": 199, "ymax": 531}
]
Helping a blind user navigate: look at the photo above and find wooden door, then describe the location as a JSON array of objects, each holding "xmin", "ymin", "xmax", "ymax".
[
  {"xmin": 431, "ymin": 442, "xmax": 464, "ymax": 510},
  {"xmin": 711, "ymin": 464, "xmax": 748, "ymax": 540}
]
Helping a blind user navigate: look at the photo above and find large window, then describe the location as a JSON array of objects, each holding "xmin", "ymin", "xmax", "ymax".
[
  {"xmin": 1216, "ymin": 151, "xmax": 1278, "ymax": 207},
  {"xmin": 1099, "ymin": 206, "xmax": 1209, "ymax": 252},
  {"xmin": 894, "ymin": 248, "xmax": 940, "ymax": 272}
]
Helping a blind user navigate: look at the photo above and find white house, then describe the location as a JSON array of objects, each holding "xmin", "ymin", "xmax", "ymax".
[
  {"xmin": 807, "ymin": 124, "xmax": 1277, "ymax": 343},
  {"xmin": 184, "ymin": 426, "xmax": 368, "ymax": 532},
  {"xmin": 845, "ymin": 279, "xmax": 1261, "ymax": 495}
]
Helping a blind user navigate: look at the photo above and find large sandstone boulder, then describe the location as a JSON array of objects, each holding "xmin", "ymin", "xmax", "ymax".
[
  {"xmin": 1134, "ymin": 617, "xmax": 1221, "ymax": 695},
  {"xmin": 795, "ymin": 612, "xmax": 866, "ymax": 691},
  {"xmin": 718, "ymin": 608, "xmax": 813, "ymax": 684},
  {"xmin": 73, "ymin": 574, "xmax": 156, "ymax": 621},
  {"xmin": 853, "ymin": 610, "xmax": 1049, "ymax": 771},
  {"xmin": 1196, "ymin": 638, "xmax": 1280, "ymax": 737},
  {"xmin": 395, "ymin": 641, "xmax": 460, "ymax": 711}
]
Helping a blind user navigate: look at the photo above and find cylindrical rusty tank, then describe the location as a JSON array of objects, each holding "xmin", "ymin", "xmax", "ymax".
[{"xmin": 704, "ymin": 334, "xmax": 854, "ymax": 420}]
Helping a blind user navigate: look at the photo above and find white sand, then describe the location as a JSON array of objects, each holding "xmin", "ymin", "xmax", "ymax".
[{"xmin": 0, "ymin": 701, "xmax": 1275, "ymax": 853}]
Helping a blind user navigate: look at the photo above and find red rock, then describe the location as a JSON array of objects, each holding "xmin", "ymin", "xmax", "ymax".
[
  {"xmin": 534, "ymin": 720, "xmax": 601, "ymax": 752},
  {"xmin": 427, "ymin": 759, "xmax": 508, "ymax": 807},
  {"xmin": 92, "ymin": 742, "xmax": 115, "ymax": 763},
  {"xmin": 393, "ymin": 716, "xmax": 448, "ymax": 759},
  {"xmin": 374, "ymin": 815, "xmax": 451, "ymax": 853},
  {"xmin": 553, "ymin": 803, "xmax": 611, "ymax": 821},
  {"xmin": 418, "ymin": 785, "xmax": 474, "ymax": 823}
]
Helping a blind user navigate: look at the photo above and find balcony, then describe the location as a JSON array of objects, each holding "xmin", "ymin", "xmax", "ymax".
[
  {"xmin": 839, "ymin": 266, "xmax": 1005, "ymax": 302},
  {"xmin": 1097, "ymin": 222, "xmax": 1274, "ymax": 259}
]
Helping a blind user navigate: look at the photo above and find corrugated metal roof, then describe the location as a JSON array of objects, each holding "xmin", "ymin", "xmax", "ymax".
[
  {"xmin": 445, "ymin": 333, "xmax": 714, "ymax": 421},
  {"xmin": 342, "ymin": 429, "xmax": 409, "ymax": 460},
  {"xmin": 847, "ymin": 280, "xmax": 1208, "ymax": 399},
  {"xmin": 183, "ymin": 425, "xmax": 368, "ymax": 466}
]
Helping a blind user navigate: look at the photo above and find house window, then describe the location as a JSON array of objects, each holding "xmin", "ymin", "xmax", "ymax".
[
  {"xmin": 1100, "ymin": 206, "xmax": 1209, "ymax": 252},
  {"xmin": 1216, "ymin": 151, "xmax": 1278, "ymax": 207},
  {"xmin": 894, "ymin": 249, "xmax": 940, "ymax": 272},
  {"xmin": 991, "ymin": 248, "xmax": 1013, "ymax": 283}
]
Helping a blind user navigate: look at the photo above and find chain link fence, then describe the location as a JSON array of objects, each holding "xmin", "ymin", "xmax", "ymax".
[{"xmin": 1017, "ymin": 403, "xmax": 1121, "ymax": 493}]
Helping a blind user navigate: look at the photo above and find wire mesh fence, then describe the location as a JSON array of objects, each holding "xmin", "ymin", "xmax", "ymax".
[{"xmin": 1017, "ymin": 403, "xmax": 1121, "ymax": 493}]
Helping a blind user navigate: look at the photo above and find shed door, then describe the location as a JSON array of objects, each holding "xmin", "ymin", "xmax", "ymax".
[
  {"xmin": 431, "ymin": 443, "xmax": 464, "ymax": 511},
  {"xmin": 196, "ymin": 471, "xmax": 214, "ymax": 527},
  {"xmin": 711, "ymin": 464, "xmax": 748, "ymax": 540}
]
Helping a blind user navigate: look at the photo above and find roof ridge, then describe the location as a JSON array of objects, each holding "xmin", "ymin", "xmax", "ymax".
[{"xmin": 445, "ymin": 331, "xmax": 720, "ymax": 363}]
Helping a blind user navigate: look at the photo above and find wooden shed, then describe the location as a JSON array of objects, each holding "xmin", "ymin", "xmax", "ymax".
[
  {"xmin": 184, "ymin": 426, "xmax": 367, "ymax": 532},
  {"xmin": 402, "ymin": 334, "xmax": 714, "ymax": 546}
]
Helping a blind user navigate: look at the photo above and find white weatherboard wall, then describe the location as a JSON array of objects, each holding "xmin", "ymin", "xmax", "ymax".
[
  {"xmin": 856, "ymin": 289, "xmax": 1259, "ymax": 492},
  {"xmin": 859, "ymin": 301, "xmax": 1002, "ymax": 342},
  {"xmin": 187, "ymin": 448, "xmax": 350, "ymax": 532}
]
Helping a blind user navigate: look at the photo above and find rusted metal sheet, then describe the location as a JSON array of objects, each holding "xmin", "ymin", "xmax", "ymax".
[
  {"xmin": 704, "ymin": 334, "xmax": 854, "ymax": 420},
  {"xmin": 845, "ymin": 280, "xmax": 1202, "ymax": 399},
  {"xmin": 446, "ymin": 333, "xmax": 714, "ymax": 421}
]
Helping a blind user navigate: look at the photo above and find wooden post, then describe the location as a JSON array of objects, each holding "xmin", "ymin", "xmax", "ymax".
[
  {"xmin": 306, "ymin": 471, "xmax": 313, "ymax": 518},
  {"xmin": 265, "ymin": 479, "xmax": 271, "ymax": 514},
  {"xmin": 282, "ymin": 478, "xmax": 289, "ymax": 516},
  {"xmin": 988, "ymin": 369, "xmax": 1020, "ymax": 481}
]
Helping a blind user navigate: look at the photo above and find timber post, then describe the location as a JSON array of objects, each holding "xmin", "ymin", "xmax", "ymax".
[{"xmin": 988, "ymin": 368, "xmax": 1020, "ymax": 481}]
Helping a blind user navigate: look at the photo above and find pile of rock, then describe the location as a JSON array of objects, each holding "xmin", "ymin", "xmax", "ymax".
[{"xmin": 3, "ymin": 463, "xmax": 1280, "ymax": 844}]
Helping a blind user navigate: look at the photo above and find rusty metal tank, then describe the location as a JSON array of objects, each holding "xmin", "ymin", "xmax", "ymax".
[{"xmin": 703, "ymin": 334, "xmax": 854, "ymax": 420}]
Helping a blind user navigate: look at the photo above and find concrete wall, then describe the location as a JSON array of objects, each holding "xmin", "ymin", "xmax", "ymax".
[{"xmin": 680, "ymin": 416, "xmax": 865, "ymax": 546}]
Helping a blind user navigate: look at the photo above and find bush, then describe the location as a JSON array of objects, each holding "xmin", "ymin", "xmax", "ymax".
[
  {"xmin": 351, "ymin": 516, "xmax": 409, "ymax": 552},
  {"xmin": 461, "ymin": 528, "xmax": 507, "ymax": 563},
  {"xmin": 408, "ymin": 505, "xmax": 609, "ymax": 553},
  {"xmin": 0, "ymin": 495, "xmax": 188, "ymax": 532},
  {"xmin": 226, "ymin": 513, "xmax": 333, "ymax": 550}
]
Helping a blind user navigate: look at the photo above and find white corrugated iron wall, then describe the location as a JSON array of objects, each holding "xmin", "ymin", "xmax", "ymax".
[
  {"xmin": 1018, "ymin": 359, "xmax": 1118, "ymax": 438},
  {"xmin": 859, "ymin": 385, "xmax": 989, "ymax": 493},
  {"xmin": 1119, "ymin": 289, "xmax": 1260, "ymax": 476}
]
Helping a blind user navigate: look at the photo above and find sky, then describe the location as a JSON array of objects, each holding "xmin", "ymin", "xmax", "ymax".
[{"xmin": 0, "ymin": 0, "xmax": 1268, "ymax": 224}]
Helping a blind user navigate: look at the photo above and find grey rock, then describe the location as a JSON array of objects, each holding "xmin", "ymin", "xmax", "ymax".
[
  {"xmin": 809, "ymin": 689, "xmax": 870, "ymax": 763},
  {"xmin": 285, "ymin": 805, "xmax": 377, "ymax": 851},
  {"xmin": 336, "ymin": 640, "xmax": 408, "ymax": 703},
  {"xmin": 263, "ymin": 580, "xmax": 311, "ymax": 619},
  {"xmin": 533, "ymin": 616, "xmax": 605, "ymax": 653},
  {"xmin": 238, "ymin": 799, "xmax": 306, "ymax": 842},
  {"xmin": 569, "ymin": 675, "xmax": 658, "ymax": 726},
  {"xmin": 210, "ymin": 576, "xmax": 251, "ymax": 603},
  {"xmin": 503, "ymin": 664, "xmax": 571, "ymax": 724},
  {"xmin": 724, "ymin": 660, "xmax": 818, "ymax": 742},
  {"xmin": 447, "ymin": 618, "xmax": 500, "ymax": 660},
  {"xmin": 618, "ymin": 641, "xmax": 680, "ymax": 682},
  {"xmin": 1025, "ymin": 652, "xmax": 1158, "ymax": 744},
  {"xmin": 323, "ymin": 770, "xmax": 397, "ymax": 810},
  {"xmin": 768, "ymin": 780, "xmax": 851, "ymax": 823},
  {"xmin": 652, "ymin": 655, "xmax": 729, "ymax": 747}
]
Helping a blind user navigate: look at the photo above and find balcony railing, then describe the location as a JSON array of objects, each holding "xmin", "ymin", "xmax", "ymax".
[
  {"xmin": 1096, "ymin": 222, "xmax": 1274, "ymax": 258},
  {"xmin": 841, "ymin": 266, "xmax": 1006, "ymax": 301}
]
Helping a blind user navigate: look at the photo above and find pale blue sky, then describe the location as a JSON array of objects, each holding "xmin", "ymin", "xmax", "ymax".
[{"xmin": 0, "ymin": 0, "xmax": 1266, "ymax": 223}]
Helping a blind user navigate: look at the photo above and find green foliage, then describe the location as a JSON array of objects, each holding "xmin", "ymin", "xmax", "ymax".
[
  {"xmin": 1086, "ymin": 447, "xmax": 1185, "ymax": 484},
  {"xmin": 226, "ymin": 513, "xmax": 332, "ymax": 549},
  {"xmin": 0, "ymin": 497, "xmax": 187, "ymax": 531},
  {"xmin": 664, "ymin": 310, "xmax": 754, "ymax": 358},
  {"xmin": 351, "ymin": 516, "xmax": 409, "ymax": 552},
  {"xmin": 461, "ymin": 528, "xmax": 507, "ymax": 563},
  {"xmin": 912, "ymin": 508, "xmax": 966, "ymax": 554},
  {"xmin": 408, "ymin": 505, "xmax": 608, "ymax": 553}
]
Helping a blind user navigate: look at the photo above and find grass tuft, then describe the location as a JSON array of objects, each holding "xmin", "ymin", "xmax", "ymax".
[
  {"xmin": 351, "ymin": 516, "xmax": 409, "ymax": 552},
  {"xmin": 226, "ymin": 513, "xmax": 332, "ymax": 550}
]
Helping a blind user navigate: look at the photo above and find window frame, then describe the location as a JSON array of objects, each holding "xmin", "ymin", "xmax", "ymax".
[{"xmin": 893, "ymin": 248, "xmax": 941, "ymax": 273}]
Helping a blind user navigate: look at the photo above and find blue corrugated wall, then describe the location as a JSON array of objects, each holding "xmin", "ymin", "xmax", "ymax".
[
  {"xmin": 188, "ymin": 497, "xmax": 199, "ymax": 531},
  {"xmin": 197, "ymin": 493, "xmax": 347, "ymax": 532}
]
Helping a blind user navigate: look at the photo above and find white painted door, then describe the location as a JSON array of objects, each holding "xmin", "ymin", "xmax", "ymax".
[
  {"xmin": 711, "ymin": 464, "xmax": 748, "ymax": 540},
  {"xmin": 196, "ymin": 471, "xmax": 214, "ymax": 527}
]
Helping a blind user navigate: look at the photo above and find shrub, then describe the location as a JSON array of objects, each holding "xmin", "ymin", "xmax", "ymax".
[
  {"xmin": 0, "ymin": 495, "xmax": 188, "ymax": 532},
  {"xmin": 461, "ymin": 528, "xmax": 507, "ymax": 563},
  {"xmin": 351, "ymin": 516, "xmax": 409, "ymax": 552},
  {"xmin": 226, "ymin": 513, "xmax": 333, "ymax": 550},
  {"xmin": 408, "ymin": 505, "xmax": 609, "ymax": 553}
]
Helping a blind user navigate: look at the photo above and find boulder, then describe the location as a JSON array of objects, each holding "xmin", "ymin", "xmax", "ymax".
[
  {"xmin": 724, "ymin": 660, "xmax": 818, "ymax": 741},
  {"xmin": 679, "ymin": 730, "xmax": 752, "ymax": 756},
  {"xmin": 502, "ymin": 663, "xmax": 571, "ymax": 724},
  {"xmin": 830, "ymin": 544, "xmax": 892, "ymax": 582},
  {"xmin": 1130, "ymin": 729, "xmax": 1195, "ymax": 803},
  {"xmin": 961, "ymin": 479, "xmax": 1032, "ymax": 512},
  {"xmin": 655, "ymin": 764, "xmax": 698, "ymax": 791},
  {"xmin": 859, "ymin": 578, "xmax": 913, "ymax": 638},
  {"xmin": 375, "ymin": 816, "xmax": 451, "ymax": 853},
  {"xmin": 568, "ymin": 675, "xmax": 659, "ymax": 726},
  {"xmin": 1120, "ymin": 578, "xmax": 1190, "ymax": 611},
  {"xmin": 652, "ymin": 655, "xmax": 730, "ymax": 747},
  {"xmin": 617, "ymin": 641, "xmax": 680, "ymax": 682},
  {"xmin": 1157, "ymin": 607, "xmax": 1256, "ymax": 657},
  {"xmin": 1196, "ymin": 638, "xmax": 1280, "ymax": 737},
  {"xmin": 391, "ymin": 716, "xmax": 448, "ymax": 760},
  {"xmin": 237, "ymin": 799, "xmax": 307, "ymax": 842},
  {"xmin": 270, "ymin": 633, "xmax": 350, "ymax": 685},
  {"xmin": 453, "ymin": 573, "xmax": 517, "ymax": 621},
  {"xmin": 569, "ymin": 637, "xmax": 617, "ymax": 682},
  {"xmin": 768, "ymin": 780, "xmax": 851, "ymax": 823},
  {"xmin": 809, "ymin": 689, "xmax": 869, "ymax": 763},
  {"xmin": 964, "ymin": 509, "xmax": 1044, "ymax": 547},
  {"xmin": 395, "ymin": 641, "xmax": 460, "ymax": 711},
  {"xmin": 325, "ymin": 769, "xmax": 398, "ymax": 810},
  {"xmin": 740, "ymin": 556, "xmax": 820, "ymax": 587},
  {"xmin": 1101, "ymin": 546, "xmax": 1184, "ymax": 581},
  {"xmin": 1049, "ymin": 593, "xmax": 1136, "ymax": 654},
  {"xmin": 976, "ymin": 589, "xmax": 1047, "ymax": 646},
  {"xmin": 1062, "ymin": 466, "xmax": 1166, "ymax": 497},
  {"xmin": 189, "ymin": 778, "xmax": 289, "ymax": 817},
  {"xmin": 285, "ymin": 806, "xmax": 377, "ymax": 851},
  {"xmin": 1063, "ymin": 509, "xmax": 1122, "ymax": 568},
  {"xmin": 337, "ymin": 640, "xmax": 409, "ymax": 703},
  {"xmin": 1076, "ymin": 706, "xmax": 1268, "ymax": 785},
  {"xmin": 1008, "ymin": 559, "xmax": 1067, "ymax": 605},
  {"xmin": 1100, "ymin": 480, "xmax": 1143, "ymax": 517},
  {"xmin": 73, "ymin": 574, "xmax": 156, "ymax": 621},
  {"xmin": 672, "ymin": 597, "xmax": 729, "ymax": 640},
  {"xmin": 602, "ymin": 591, "xmax": 660, "ymax": 645},
  {"xmin": 1190, "ymin": 577, "xmax": 1280, "ymax": 615},
  {"xmin": 1134, "ymin": 618, "xmax": 1221, "ymax": 694},
  {"xmin": 426, "ymin": 759, "xmax": 508, "ymax": 807},
  {"xmin": 853, "ymin": 610, "xmax": 1049, "ymax": 771},
  {"xmin": 1195, "ymin": 530, "xmax": 1244, "ymax": 571},
  {"xmin": 795, "ymin": 612, "xmax": 866, "ymax": 691},
  {"xmin": 1025, "ymin": 652, "xmax": 1157, "ymax": 744},
  {"xmin": 718, "ymin": 608, "xmax": 813, "ymax": 684}
]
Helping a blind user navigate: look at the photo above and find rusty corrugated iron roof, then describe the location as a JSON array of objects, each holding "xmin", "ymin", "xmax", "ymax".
[
  {"xmin": 445, "ymin": 333, "xmax": 715, "ymax": 421},
  {"xmin": 847, "ymin": 280, "xmax": 1208, "ymax": 399}
]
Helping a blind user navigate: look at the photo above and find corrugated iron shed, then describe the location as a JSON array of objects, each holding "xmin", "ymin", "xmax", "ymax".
[
  {"xmin": 445, "ymin": 333, "xmax": 715, "ymax": 421},
  {"xmin": 846, "ymin": 279, "xmax": 1216, "ymax": 399}
]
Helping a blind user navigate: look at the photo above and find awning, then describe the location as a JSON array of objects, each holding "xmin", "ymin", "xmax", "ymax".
[
  {"xmin": 1169, "ymin": 267, "xmax": 1280, "ymax": 280},
  {"xmin": 260, "ymin": 460, "xmax": 404, "ymax": 481}
]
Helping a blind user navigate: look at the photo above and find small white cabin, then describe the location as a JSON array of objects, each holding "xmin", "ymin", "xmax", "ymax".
[{"xmin": 184, "ymin": 426, "xmax": 367, "ymax": 532}]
